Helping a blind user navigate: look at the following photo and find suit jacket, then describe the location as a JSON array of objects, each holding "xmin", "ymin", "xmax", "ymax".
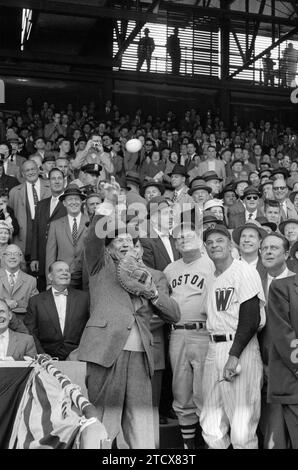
[
  {"xmin": 280, "ymin": 198, "xmax": 298, "ymax": 221},
  {"xmin": 6, "ymin": 329, "xmax": 37, "ymax": 360},
  {"xmin": 31, "ymin": 197, "xmax": 67, "ymax": 277},
  {"xmin": 141, "ymin": 231, "xmax": 181, "ymax": 370},
  {"xmin": 77, "ymin": 214, "xmax": 180, "ymax": 377},
  {"xmin": 227, "ymin": 202, "xmax": 264, "ymax": 229},
  {"xmin": 0, "ymin": 268, "xmax": 39, "ymax": 315},
  {"xmin": 0, "ymin": 174, "xmax": 19, "ymax": 193},
  {"xmin": 267, "ymin": 274, "xmax": 298, "ymax": 403},
  {"xmin": 197, "ymin": 159, "xmax": 226, "ymax": 181},
  {"xmin": 8, "ymin": 179, "xmax": 51, "ymax": 254},
  {"xmin": 5, "ymin": 161, "xmax": 22, "ymax": 182},
  {"xmin": 172, "ymin": 185, "xmax": 194, "ymax": 212},
  {"xmin": 25, "ymin": 288, "xmax": 89, "ymax": 360},
  {"xmin": 45, "ymin": 213, "xmax": 89, "ymax": 276}
]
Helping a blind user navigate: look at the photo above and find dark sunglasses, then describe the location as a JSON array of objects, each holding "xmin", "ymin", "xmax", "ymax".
[
  {"xmin": 245, "ymin": 195, "xmax": 259, "ymax": 200},
  {"xmin": 273, "ymin": 186, "xmax": 287, "ymax": 191}
]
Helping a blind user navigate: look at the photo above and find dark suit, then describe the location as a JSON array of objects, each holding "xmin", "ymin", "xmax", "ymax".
[
  {"xmin": 0, "ymin": 174, "xmax": 19, "ymax": 194},
  {"xmin": 31, "ymin": 196, "xmax": 67, "ymax": 291},
  {"xmin": 6, "ymin": 329, "xmax": 37, "ymax": 360},
  {"xmin": 24, "ymin": 288, "xmax": 89, "ymax": 360},
  {"xmin": 258, "ymin": 270, "xmax": 296, "ymax": 448},
  {"xmin": 227, "ymin": 203, "xmax": 264, "ymax": 229}
]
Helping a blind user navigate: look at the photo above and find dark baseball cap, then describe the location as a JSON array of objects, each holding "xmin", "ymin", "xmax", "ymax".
[{"xmin": 203, "ymin": 224, "xmax": 231, "ymax": 242}]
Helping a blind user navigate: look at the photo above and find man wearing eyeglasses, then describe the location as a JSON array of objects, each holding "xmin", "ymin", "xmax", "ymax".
[
  {"xmin": 0, "ymin": 244, "xmax": 38, "ymax": 327},
  {"xmin": 272, "ymin": 178, "xmax": 298, "ymax": 220}
]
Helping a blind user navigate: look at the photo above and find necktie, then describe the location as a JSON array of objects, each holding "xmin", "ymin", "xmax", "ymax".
[
  {"xmin": 54, "ymin": 288, "xmax": 68, "ymax": 296},
  {"xmin": 32, "ymin": 184, "xmax": 39, "ymax": 207},
  {"xmin": 10, "ymin": 155, "xmax": 14, "ymax": 162},
  {"xmin": 9, "ymin": 273, "xmax": 15, "ymax": 293},
  {"xmin": 248, "ymin": 213, "xmax": 253, "ymax": 220},
  {"xmin": 72, "ymin": 217, "xmax": 78, "ymax": 246},
  {"xmin": 172, "ymin": 191, "xmax": 178, "ymax": 203}
]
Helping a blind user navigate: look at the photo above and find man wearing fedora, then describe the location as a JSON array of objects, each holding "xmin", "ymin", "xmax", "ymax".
[
  {"xmin": 232, "ymin": 222, "xmax": 267, "ymax": 276},
  {"xmin": 77, "ymin": 178, "xmax": 180, "ymax": 449},
  {"xmin": 188, "ymin": 180, "xmax": 212, "ymax": 211},
  {"xmin": 137, "ymin": 27, "xmax": 155, "ymax": 72},
  {"xmin": 169, "ymin": 164, "xmax": 194, "ymax": 217},
  {"xmin": 202, "ymin": 171, "xmax": 223, "ymax": 197},
  {"xmin": 228, "ymin": 186, "xmax": 264, "ymax": 229},
  {"xmin": 45, "ymin": 185, "xmax": 88, "ymax": 287},
  {"xmin": 140, "ymin": 181, "xmax": 165, "ymax": 203}
]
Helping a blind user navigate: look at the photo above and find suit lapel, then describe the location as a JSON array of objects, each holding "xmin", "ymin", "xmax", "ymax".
[
  {"xmin": 50, "ymin": 200, "xmax": 63, "ymax": 220},
  {"xmin": 156, "ymin": 236, "xmax": 171, "ymax": 264},
  {"xmin": 62, "ymin": 217, "xmax": 73, "ymax": 245},
  {"xmin": 12, "ymin": 271, "xmax": 24, "ymax": 295},
  {"xmin": 0, "ymin": 270, "xmax": 11, "ymax": 294},
  {"xmin": 63, "ymin": 289, "xmax": 74, "ymax": 335},
  {"xmin": 43, "ymin": 290, "xmax": 63, "ymax": 336},
  {"xmin": 77, "ymin": 214, "xmax": 87, "ymax": 238},
  {"xmin": 7, "ymin": 330, "xmax": 17, "ymax": 357},
  {"xmin": 170, "ymin": 236, "xmax": 180, "ymax": 261}
]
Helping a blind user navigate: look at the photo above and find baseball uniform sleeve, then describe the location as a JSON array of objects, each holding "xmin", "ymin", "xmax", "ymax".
[
  {"xmin": 229, "ymin": 295, "xmax": 260, "ymax": 358},
  {"xmin": 237, "ymin": 263, "xmax": 266, "ymax": 329}
]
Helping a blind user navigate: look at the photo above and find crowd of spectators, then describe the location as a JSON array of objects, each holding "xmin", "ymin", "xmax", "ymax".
[{"xmin": 1, "ymin": 95, "xmax": 298, "ymax": 449}]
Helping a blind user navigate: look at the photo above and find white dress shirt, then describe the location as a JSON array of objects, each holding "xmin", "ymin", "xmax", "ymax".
[
  {"xmin": 281, "ymin": 200, "xmax": 288, "ymax": 218},
  {"xmin": 245, "ymin": 209, "xmax": 257, "ymax": 221},
  {"xmin": 68, "ymin": 213, "xmax": 82, "ymax": 233},
  {"xmin": 0, "ymin": 328, "xmax": 9, "ymax": 359},
  {"xmin": 267, "ymin": 267, "xmax": 290, "ymax": 297},
  {"xmin": 154, "ymin": 228, "xmax": 174, "ymax": 263},
  {"xmin": 26, "ymin": 178, "xmax": 41, "ymax": 219},
  {"xmin": 52, "ymin": 287, "xmax": 67, "ymax": 334},
  {"xmin": 50, "ymin": 196, "xmax": 60, "ymax": 216},
  {"xmin": 5, "ymin": 269, "xmax": 19, "ymax": 287}
]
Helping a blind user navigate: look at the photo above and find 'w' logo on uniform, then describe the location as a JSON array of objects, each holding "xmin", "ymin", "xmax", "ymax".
[{"xmin": 215, "ymin": 288, "xmax": 235, "ymax": 311}]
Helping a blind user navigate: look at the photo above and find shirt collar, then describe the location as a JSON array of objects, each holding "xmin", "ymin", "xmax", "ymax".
[
  {"xmin": 268, "ymin": 267, "xmax": 288, "ymax": 282},
  {"xmin": 5, "ymin": 269, "xmax": 19, "ymax": 278},
  {"xmin": 0, "ymin": 329, "xmax": 9, "ymax": 340}
]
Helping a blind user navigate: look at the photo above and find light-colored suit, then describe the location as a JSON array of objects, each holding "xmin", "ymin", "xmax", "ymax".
[
  {"xmin": 280, "ymin": 198, "xmax": 298, "ymax": 220},
  {"xmin": 0, "ymin": 268, "xmax": 39, "ymax": 315},
  {"xmin": 45, "ymin": 214, "xmax": 89, "ymax": 276},
  {"xmin": 6, "ymin": 329, "xmax": 37, "ymax": 359},
  {"xmin": 197, "ymin": 159, "xmax": 226, "ymax": 181},
  {"xmin": 8, "ymin": 179, "xmax": 51, "ymax": 255}
]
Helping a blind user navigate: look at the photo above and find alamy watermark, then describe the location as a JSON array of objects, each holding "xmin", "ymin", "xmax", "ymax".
[{"xmin": 0, "ymin": 79, "xmax": 5, "ymax": 103}]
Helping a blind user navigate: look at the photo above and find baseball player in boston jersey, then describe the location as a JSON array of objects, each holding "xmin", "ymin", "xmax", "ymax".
[
  {"xmin": 164, "ymin": 222, "xmax": 214, "ymax": 449},
  {"xmin": 200, "ymin": 224, "xmax": 266, "ymax": 449}
]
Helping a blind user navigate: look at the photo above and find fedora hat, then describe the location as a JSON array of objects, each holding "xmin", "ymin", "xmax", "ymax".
[
  {"xmin": 140, "ymin": 181, "xmax": 165, "ymax": 198},
  {"xmin": 168, "ymin": 164, "xmax": 188, "ymax": 177},
  {"xmin": 279, "ymin": 218, "xmax": 298, "ymax": 235},
  {"xmin": 240, "ymin": 186, "xmax": 261, "ymax": 200},
  {"xmin": 232, "ymin": 222, "xmax": 267, "ymax": 245},
  {"xmin": 202, "ymin": 171, "xmax": 223, "ymax": 182},
  {"xmin": 126, "ymin": 171, "xmax": 141, "ymax": 186},
  {"xmin": 255, "ymin": 216, "xmax": 277, "ymax": 232},
  {"xmin": 188, "ymin": 181, "xmax": 212, "ymax": 196},
  {"xmin": 59, "ymin": 185, "xmax": 86, "ymax": 201}
]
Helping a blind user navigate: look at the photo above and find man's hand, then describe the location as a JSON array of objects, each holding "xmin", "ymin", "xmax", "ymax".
[
  {"xmin": 30, "ymin": 260, "xmax": 39, "ymax": 272},
  {"xmin": 6, "ymin": 299, "xmax": 18, "ymax": 310},
  {"xmin": 222, "ymin": 355, "xmax": 239, "ymax": 382}
]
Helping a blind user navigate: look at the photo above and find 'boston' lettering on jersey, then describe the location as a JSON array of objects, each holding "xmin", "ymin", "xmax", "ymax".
[
  {"xmin": 171, "ymin": 273, "xmax": 205, "ymax": 289},
  {"xmin": 215, "ymin": 287, "xmax": 235, "ymax": 311}
]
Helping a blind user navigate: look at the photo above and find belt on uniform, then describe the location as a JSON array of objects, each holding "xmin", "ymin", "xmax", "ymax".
[
  {"xmin": 172, "ymin": 321, "xmax": 206, "ymax": 330},
  {"xmin": 209, "ymin": 333, "xmax": 234, "ymax": 342}
]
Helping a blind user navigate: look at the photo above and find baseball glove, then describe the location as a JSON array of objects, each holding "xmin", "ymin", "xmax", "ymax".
[{"xmin": 117, "ymin": 251, "xmax": 157, "ymax": 299}]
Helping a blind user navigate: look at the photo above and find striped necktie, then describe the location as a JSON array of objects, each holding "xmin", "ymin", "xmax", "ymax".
[
  {"xmin": 72, "ymin": 217, "xmax": 78, "ymax": 246},
  {"xmin": 32, "ymin": 184, "xmax": 39, "ymax": 207}
]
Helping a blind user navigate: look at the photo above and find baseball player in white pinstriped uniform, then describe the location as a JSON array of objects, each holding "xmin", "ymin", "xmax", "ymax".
[
  {"xmin": 164, "ymin": 222, "xmax": 214, "ymax": 449},
  {"xmin": 200, "ymin": 225, "xmax": 266, "ymax": 449}
]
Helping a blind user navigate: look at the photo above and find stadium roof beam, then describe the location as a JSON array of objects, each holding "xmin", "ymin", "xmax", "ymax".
[
  {"xmin": 246, "ymin": 0, "xmax": 266, "ymax": 61},
  {"xmin": 0, "ymin": 0, "xmax": 297, "ymax": 26},
  {"xmin": 113, "ymin": 0, "xmax": 161, "ymax": 66},
  {"xmin": 228, "ymin": 25, "xmax": 298, "ymax": 79}
]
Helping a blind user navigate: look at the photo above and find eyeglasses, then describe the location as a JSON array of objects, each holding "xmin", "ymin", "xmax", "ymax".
[
  {"xmin": 273, "ymin": 186, "xmax": 287, "ymax": 191},
  {"xmin": 245, "ymin": 195, "xmax": 259, "ymax": 200}
]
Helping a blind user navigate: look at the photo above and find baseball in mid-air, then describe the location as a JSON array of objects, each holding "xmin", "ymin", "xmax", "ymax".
[
  {"xmin": 125, "ymin": 138, "xmax": 143, "ymax": 153},
  {"xmin": 235, "ymin": 364, "xmax": 242, "ymax": 375}
]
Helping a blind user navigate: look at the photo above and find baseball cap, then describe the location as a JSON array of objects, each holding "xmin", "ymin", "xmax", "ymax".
[{"xmin": 203, "ymin": 224, "xmax": 231, "ymax": 242}]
